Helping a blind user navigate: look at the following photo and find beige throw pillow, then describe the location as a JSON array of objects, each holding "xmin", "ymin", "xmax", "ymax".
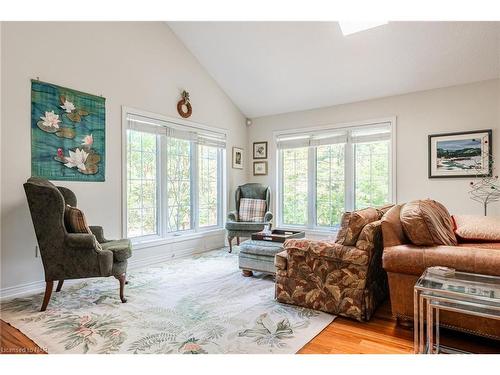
[{"xmin": 452, "ymin": 215, "xmax": 500, "ymax": 242}]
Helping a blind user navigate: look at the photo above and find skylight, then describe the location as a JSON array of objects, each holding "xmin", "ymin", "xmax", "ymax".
[{"xmin": 339, "ymin": 21, "xmax": 388, "ymax": 36}]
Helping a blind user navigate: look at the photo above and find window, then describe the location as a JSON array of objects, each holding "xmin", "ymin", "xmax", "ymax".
[
  {"xmin": 277, "ymin": 120, "xmax": 394, "ymax": 230},
  {"xmin": 125, "ymin": 111, "xmax": 225, "ymax": 241}
]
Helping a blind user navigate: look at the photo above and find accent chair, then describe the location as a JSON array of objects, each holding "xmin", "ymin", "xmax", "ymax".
[
  {"xmin": 23, "ymin": 177, "xmax": 132, "ymax": 311},
  {"xmin": 225, "ymin": 183, "xmax": 273, "ymax": 252}
]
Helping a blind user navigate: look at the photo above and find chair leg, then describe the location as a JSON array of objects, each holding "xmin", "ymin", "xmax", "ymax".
[
  {"xmin": 228, "ymin": 236, "xmax": 233, "ymax": 253},
  {"xmin": 236, "ymin": 237, "xmax": 240, "ymax": 245},
  {"xmin": 55, "ymin": 280, "xmax": 64, "ymax": 292},
  {"xmin": 40, "ymin": 281, "xmax": 54, "ymax": 312},
  {"xmin": 115, "ymin": 274, "xmax": 127, "ymax": 303}
]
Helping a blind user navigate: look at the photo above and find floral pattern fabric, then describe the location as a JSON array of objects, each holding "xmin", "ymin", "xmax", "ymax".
[
  {"xmin": 0, "ymin": 249, "xmax": 334, "ymax": 354},
  {"xmin": 276, "ymin": 220, "xmax": 388, "ymax": 321}
]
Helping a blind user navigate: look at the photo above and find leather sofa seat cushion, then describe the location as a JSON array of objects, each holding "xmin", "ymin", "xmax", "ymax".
[
  {"xmin": 458, "ymin": 242, "xmax": 500, "ymax": 250},
  {"xmin": 335, "ymin": 207, "xmax": 379, "ymax": 246},
  {"xmin": 383, "ymin": 244, "xmax": 500, "ymax": 276},
  {"xmin": 400, "ymin": 199, "xmax": 457, "ymax": 246}
]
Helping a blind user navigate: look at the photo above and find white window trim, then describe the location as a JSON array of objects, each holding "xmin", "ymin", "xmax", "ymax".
[
  {"xmin": 275, "ymin": 116, "xmax": 397, "ymax": 232},
  {"xmin": 121, "ymin": 106, "xmax": 228, "ymax": 245}
]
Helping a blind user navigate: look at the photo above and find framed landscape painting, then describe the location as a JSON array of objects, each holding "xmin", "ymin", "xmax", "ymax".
[
  {"xmin": 428, "ymin": 129, "xmax": 492, "ymax": 178},
  {"xmin": 31, "ymin": 80, "xmax": 105, "ymax": 181}
]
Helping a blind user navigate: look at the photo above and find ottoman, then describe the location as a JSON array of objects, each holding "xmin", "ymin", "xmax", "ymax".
[{"xmin": 238, "ymin": 240, "xmax": 284, "ymax": 276}]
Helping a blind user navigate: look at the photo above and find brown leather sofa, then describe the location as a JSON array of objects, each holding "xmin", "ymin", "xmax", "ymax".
[{"xmin": 381, "ymin": 204, "xmax": 500, "ymax": 340}]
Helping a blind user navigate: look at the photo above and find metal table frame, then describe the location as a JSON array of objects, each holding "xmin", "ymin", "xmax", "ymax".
[{"xmin": 413, "ymin": 270, "xmax": 500, "ymax": 354}]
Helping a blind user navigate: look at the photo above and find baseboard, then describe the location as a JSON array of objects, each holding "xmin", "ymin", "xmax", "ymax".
[{"xmin": 0, "ymin": 244, "xmax": 227, "ymax": 301}]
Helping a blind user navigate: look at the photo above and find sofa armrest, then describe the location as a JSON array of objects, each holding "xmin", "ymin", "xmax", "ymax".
[
  {"xmin": 227, "ymin": 211, "xmax": 238, "ymax": 222},
  {"xmin": 89, "ymin": 226, "xmax": 109, "ymax": 243}
]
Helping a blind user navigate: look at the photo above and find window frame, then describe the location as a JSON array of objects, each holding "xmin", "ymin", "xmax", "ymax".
[
  {"xmin": 276, "ymin": 117, "xmax": 397, "ymax": 232},
  {"xmin": 121, "ymin": 107, "xmax": 227, "ymax": 246}
]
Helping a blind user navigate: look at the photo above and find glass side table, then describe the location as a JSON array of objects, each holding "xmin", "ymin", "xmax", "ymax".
[{"xmin": 414, "ymin": 269, "xmax": 500, "ymax": 354}]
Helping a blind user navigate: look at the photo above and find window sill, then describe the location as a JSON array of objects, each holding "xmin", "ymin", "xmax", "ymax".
[{"xmin": 131, "ymin": 228, "xmax": 225, "ymax": 250}]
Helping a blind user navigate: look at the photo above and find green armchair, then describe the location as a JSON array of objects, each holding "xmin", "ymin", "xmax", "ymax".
[
  {"xmin": 225, "ymin": 183, "xmax": 273, "ymax": 252},
  {"xmin": 23, "ymin": 177, "xmax": 132, "ymax": 311}
]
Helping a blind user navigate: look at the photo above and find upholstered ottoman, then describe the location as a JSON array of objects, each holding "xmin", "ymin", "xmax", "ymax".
[{"xmin": 238, "ymin": 240, "xmax": 283, "ymax": 276}]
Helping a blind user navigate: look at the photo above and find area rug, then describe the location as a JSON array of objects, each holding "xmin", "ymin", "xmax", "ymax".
[{"xmin": 0, "ymin": 248, "xmax": 334, "ymax": 354}]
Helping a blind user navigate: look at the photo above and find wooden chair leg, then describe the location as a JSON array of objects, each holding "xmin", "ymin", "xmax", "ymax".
[
  {"xmin": 242, "ymin": 270, "xmax": 253, "ymax": 277},
  {"xmin": 55, "ymin": 280, "xmax": 64, "ymax": 292},
  {"xmin": 228, "ymin": 236, "xmax": 233, "ymax": 253},
  {"xmin": 236, "ymin": 237, "xmax": 240, "ymax": 245},
  {"xmin": 40, "ymin": 281, "xmax": 54, "ymax": 312},
  {"xmin": 115, "ymin": 274, "xmax": 127, "ymax": 303}
]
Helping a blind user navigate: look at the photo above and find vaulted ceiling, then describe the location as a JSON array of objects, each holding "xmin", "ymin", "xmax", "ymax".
[{"xmin": 168, "ymin": 22, "xmax": 500, "ymax": 118}]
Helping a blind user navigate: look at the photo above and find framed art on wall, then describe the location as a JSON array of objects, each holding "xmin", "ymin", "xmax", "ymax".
[
  {"xmin": 253, "ymin": 141, "xmax": 268, "ymax": 159},
  {"xmin": 232, "ymin": 147, "xmax": 243, "ymax": 169},
  {"xmin": 253, "ymin": 161, "xmax": 268, "ymax": 176},
  {"xmin": 31, "ymin": 80, "xmax": 105, "ymax": 181},
  {"xmin": 428, "ymin": 129, "xmax": 492, "ymax": 178}
]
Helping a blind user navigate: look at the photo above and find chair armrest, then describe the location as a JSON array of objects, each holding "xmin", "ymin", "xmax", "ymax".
[
  {"xmin": 89, "ymin": 226, "xmax": 108, "ymax": 243},
  {"xmin": 227, "ymin": 211, "xmax": 238, "ymax": 222},
  {"xmin": 355, "ymin": 220, "xmax": 383, "ymax": 258},
  {"xmin": 284, "ymin": 238, "xmax": 368, "ymax": 265},
  {"xmin": 64, "ymin": 233, "xmax": 97, "ymax": 250},
  {"xmin": 264, "ymin": 211, "xmax": 273, "ymax": 222}
]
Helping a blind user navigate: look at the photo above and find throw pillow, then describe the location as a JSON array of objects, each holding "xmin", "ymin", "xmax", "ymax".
[
  {"xmin": 452, "ymin": 214, "xmax": 500, "ymax": 242},
  {"xmin": 239, "ymin": 198, "xmax": 267, "ymax": 222},
  {"xmin": 400, "ymin": 199, "xmax": 457, "ymax": 246},
  {"xmin": 335, "ymin": 207, "xmax": 379, "ymax": 246},
  {"xmin": 64, "ymin": 205, "xmax": 102, "ymax": 250}
]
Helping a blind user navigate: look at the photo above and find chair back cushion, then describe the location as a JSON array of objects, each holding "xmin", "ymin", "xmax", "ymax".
[
  {"xmin": 236, "ymin": 183, "xmax": 270, "ymax": 213},
  {"xmin": 238, "ymin": 198, "xmax": 267, "ymax": 222},
  {"xmin": 400, "ymin": 199, "xmax": 457, "ymax": 246},
  {"xmin": 335, "ymin": 207, "xmax": 379, "ymax": 246}
]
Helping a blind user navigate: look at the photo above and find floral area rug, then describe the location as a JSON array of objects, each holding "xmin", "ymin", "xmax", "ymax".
[{"xmin": 0, "ymin": 248, "xmax": 334, "ymax": 354}]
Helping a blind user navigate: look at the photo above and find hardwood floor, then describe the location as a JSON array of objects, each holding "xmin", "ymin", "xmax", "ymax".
[{"xmin": 1, "ymin": 301, "xmax": 498, "ymax": 354}]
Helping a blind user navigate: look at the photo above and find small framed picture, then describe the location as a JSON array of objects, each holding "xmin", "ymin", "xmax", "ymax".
[
  {"xmin": 253, "ymin": 161, "xmax": 268, "ymax": 176},
  {"xmin": 253, "ymin": 141, "xmax": 268, "ymax": 159},
  {"xmin": 232, "ymin": 147, "xmax": 243, "ymax": 169},
  {"xmin": 428, "ymin": 129, "xmax": 492, "ymax": 178}
]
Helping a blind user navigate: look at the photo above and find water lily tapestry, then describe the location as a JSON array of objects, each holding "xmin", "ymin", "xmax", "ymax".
[{"xmin": 31, "ymin": 80, "xmax": 105, "ymax": 181}]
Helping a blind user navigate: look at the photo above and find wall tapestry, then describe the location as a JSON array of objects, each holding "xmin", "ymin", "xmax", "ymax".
[
  {"xmin": 31, "ymin": 80, "xmax": 105, "ymax": 181},
  {"xmin": 428, "ymin": 129, "xmax": 492, "ymax": 178}
]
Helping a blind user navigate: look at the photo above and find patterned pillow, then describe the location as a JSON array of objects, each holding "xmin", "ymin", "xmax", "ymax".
[
  {"xmin": 335, "ymin": 207, "xmax": 379, "ymax": 246},
  {"xmin": 452, "ymin": 215, "xmax": 500, "ymax": 242},
  {"xmin": 64, "ymin": 205, "xmax": 102, "ymax": 249},
  {"xmin": 400, "ymin": 199, "xmax": 457, "ymax": 246},
  {"xmin": 239, "ymin": 198, "xmax": 267, "ymax": 222}
]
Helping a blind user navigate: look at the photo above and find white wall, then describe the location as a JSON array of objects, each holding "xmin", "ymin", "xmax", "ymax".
[
  {"xmin": 248, "ymin": 79, "xmax": 500, "ymax": 220},
  {"xmin": 0, "ymin": 22, "xmax": 247, "ymax": 292}
]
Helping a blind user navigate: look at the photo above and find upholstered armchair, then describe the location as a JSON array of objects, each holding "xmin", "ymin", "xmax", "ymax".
[
  {"xmin": 23, "ymin": 177, "xmax": 132, "ymax": 311},
  {"xmin": 225, "ymin": 183, "xmax": 273, "ymax": 252}
]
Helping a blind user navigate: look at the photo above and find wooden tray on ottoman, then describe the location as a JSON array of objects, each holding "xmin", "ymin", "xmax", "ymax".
[{"xmin": 251, "ymin": 229, "xmax": 305, "ymax": 243}]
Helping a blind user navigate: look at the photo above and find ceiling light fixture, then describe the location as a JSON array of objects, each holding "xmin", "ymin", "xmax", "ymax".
[{"xmin": 339, "ymin": 21, "xmax": 388, "ymax": 36}]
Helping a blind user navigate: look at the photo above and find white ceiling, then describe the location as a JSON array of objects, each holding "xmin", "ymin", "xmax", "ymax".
[{"xmin": 168, "ymin": 22, "xmax": 500, "ymax": 118}]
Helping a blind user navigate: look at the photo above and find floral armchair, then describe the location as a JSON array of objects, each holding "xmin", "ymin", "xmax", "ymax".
[{"xmin": 275, "ymin": 206, "xmax": 391, "ymax": 321}]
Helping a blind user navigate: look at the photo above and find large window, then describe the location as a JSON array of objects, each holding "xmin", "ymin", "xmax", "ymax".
[
  {"xmin": 125, "ymin": 111, "xmax": 225, "ymax": 241},
  {"xmin": 278, "ymin": 121, "xmax": 394, "ymax": 230}
]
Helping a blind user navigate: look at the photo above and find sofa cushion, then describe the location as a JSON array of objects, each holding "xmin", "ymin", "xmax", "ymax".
[
  {"xmin": 382, "ymin": 244, "xmax": 500, "ymax": 276},
  {"xmin": 400, "ymin": 199, "xmax": 457, "ymax": 246},
  {"xmin": 381, "ymin": 204, "xmax": 408, "ymax": 247},
  {"xmin": 335, "ymin": 207, "xmax": 379, "ymax": 246},
  {"xmin": 452, "ymin": 215, "xmax": 500, "ymax": 242},
  {"xmin": 238, "ymin": 198, "xmax": 266, "ymax": 222}
]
